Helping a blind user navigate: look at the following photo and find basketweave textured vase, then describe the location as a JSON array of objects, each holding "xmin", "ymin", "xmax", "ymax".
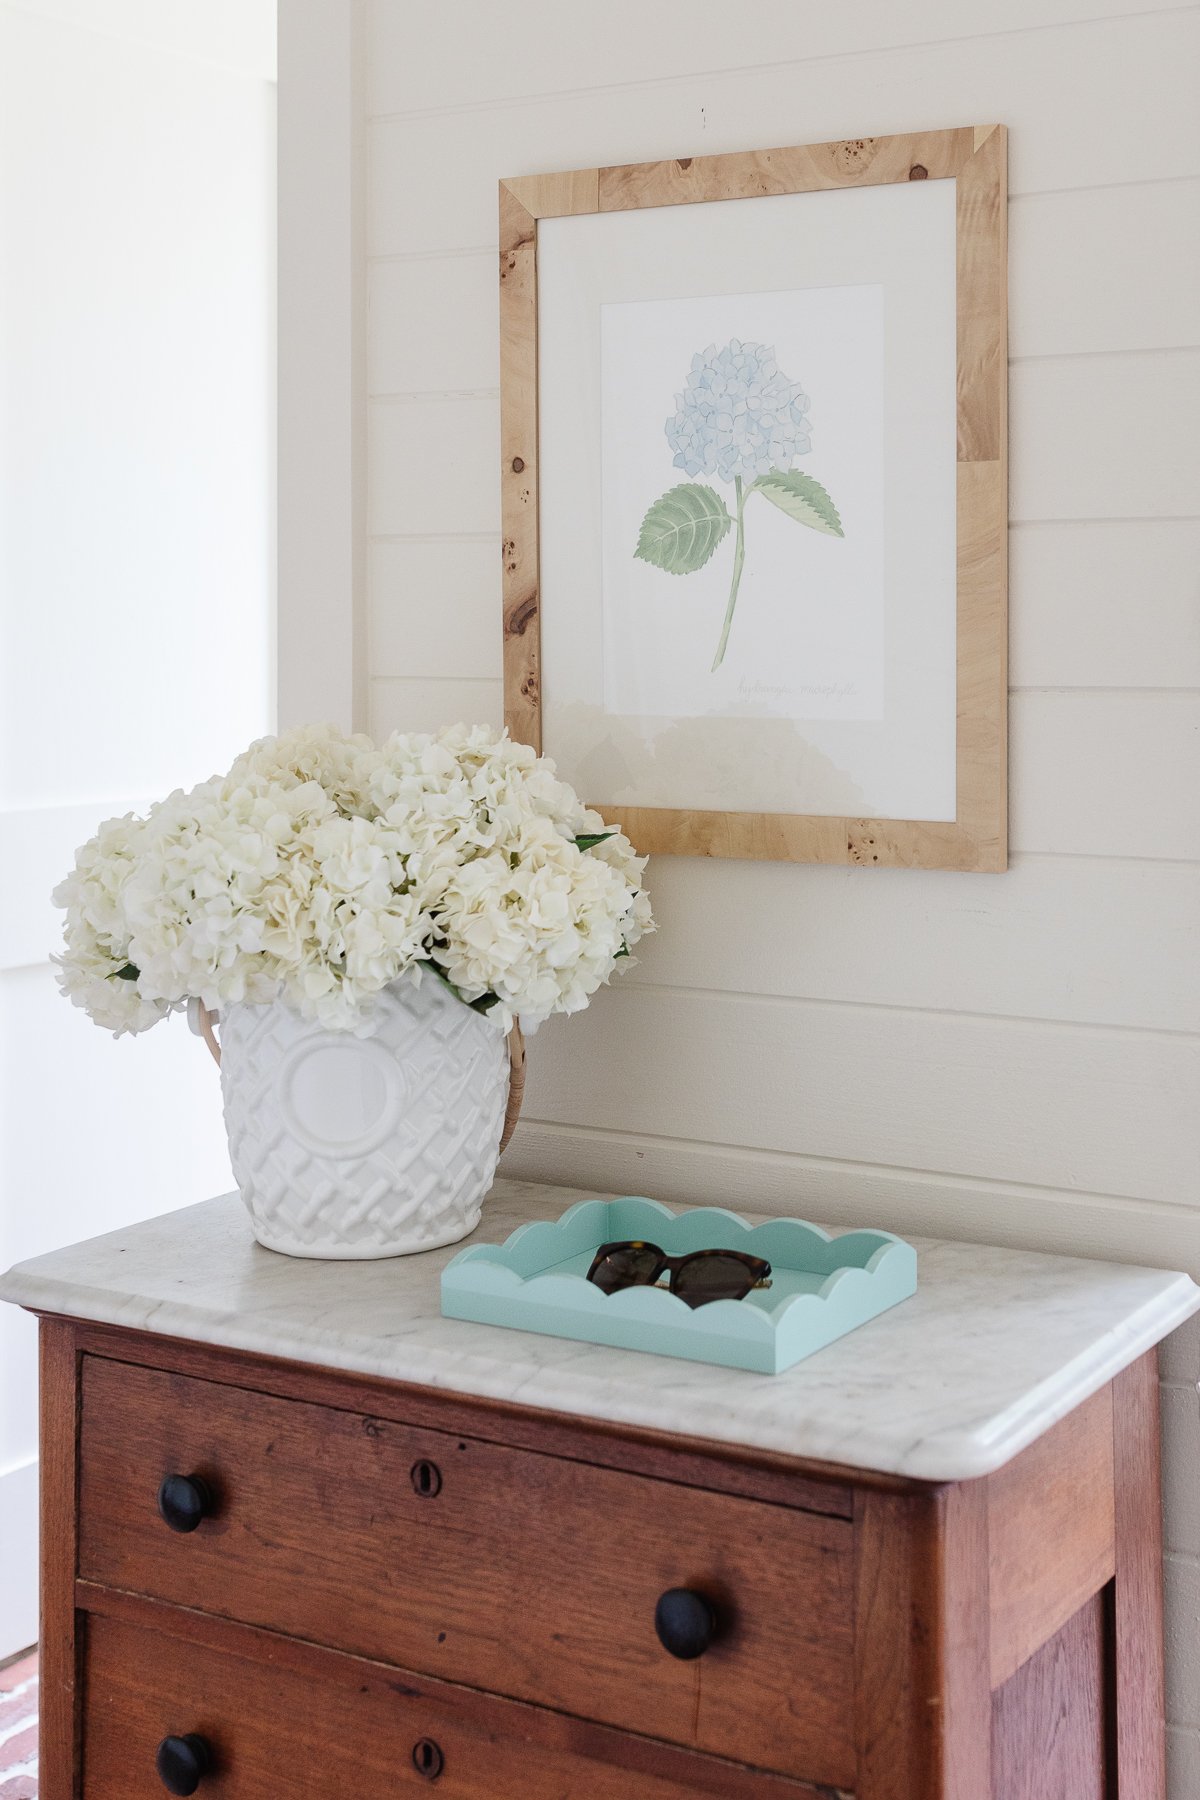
[{"xmin": 211, "ymin": 976, "xmax": 510, "ymax": 1260}]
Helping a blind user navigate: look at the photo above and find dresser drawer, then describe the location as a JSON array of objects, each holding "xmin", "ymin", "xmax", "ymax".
[
  {"xmin": 81, "ymin": 1608, "xmax": 833, "ymax": 1799},
  {"xmin": 79, "ymin": 1355, "xmax": 855, "ymax": 1787}
]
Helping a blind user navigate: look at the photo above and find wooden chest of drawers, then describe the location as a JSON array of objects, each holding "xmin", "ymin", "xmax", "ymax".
[{"xmin": 39, "ymin": 1316, "xmax": 1166, "ymax": 1799}]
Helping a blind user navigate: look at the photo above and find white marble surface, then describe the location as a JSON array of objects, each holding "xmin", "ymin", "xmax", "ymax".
[{"xmin": 2, "ymin": 1178, "xmax": 1197, "ymax": 1481}]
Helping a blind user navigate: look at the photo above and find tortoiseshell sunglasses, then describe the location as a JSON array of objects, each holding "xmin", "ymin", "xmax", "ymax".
[{"xmin": 586, "ymin": 1239, "xmax": 773, "ymax": 1309}]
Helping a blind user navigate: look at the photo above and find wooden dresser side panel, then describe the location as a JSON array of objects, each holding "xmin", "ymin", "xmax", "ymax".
[
  {"xmin": 991, "ymin": 1594, "xmax": 1108, "ymax": 1800},
  {"xmin": 39, "ymin": 1317, "xmax": 81, "ymax": 1800},
  {"xmin": 1111, "ymin": 1352, "xmax": 1167, "ymax": 1799},
  {"xmin": 986, "ymin": 1383, "xmax": 1116, "ymax": 1688},
  {"xmin": 853, "ymin": 1483, "xmax": 991, "ymax": 1800}
]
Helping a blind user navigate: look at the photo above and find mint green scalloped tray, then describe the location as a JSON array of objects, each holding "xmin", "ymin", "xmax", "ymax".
[{"xmin": 441, "ymin": 1197, "xmax": 917, "ymax": 1375}]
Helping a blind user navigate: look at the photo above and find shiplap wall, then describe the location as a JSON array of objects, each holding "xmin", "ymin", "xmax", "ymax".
[{"xmin": 360, "ymin": 0, "xmax": 1200, "ymax": 1778}]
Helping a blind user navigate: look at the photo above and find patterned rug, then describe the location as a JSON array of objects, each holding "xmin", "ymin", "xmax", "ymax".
[{"xmin": 0, "ymin": 1650, "xmax": 37, "ymax": 1798}]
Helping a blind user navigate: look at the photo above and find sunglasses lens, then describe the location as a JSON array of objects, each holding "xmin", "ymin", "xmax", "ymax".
[
  {"xmin": 673, "ymin": 1255, "xmax": 757, "ymax": 1308},
  {"xmin": 591, "ymin": 1245, "xmax": 661, "ymax": 1293}
]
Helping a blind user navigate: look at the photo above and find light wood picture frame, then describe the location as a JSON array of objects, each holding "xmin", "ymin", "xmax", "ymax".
[{"xmin": 500, "ymin": 127, "xmax": 1008, "ymax": 871}]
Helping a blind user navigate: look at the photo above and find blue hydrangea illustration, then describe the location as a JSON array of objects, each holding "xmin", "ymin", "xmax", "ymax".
[
  {"xmin": 636, "ymin": 338, "xmax": 844, "ymax": 671},
  {"xmin": 666, "ymin": 340, "xmax": 813, "ymax": 483}
]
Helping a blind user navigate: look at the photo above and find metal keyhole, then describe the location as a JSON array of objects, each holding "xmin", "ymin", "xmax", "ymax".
[
  {"xmin": 412, "ymin": 1738, "xmax": 444, "ymax": 1780},
  {"xmin": 410, "ymin": 1458, "xmax": 442, "ymax": 1498}
]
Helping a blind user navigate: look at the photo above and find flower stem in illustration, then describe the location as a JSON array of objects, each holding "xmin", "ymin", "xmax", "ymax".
[
  {"xmin": 712, "ymin": 475, "xmax": 747, "ymax": 671},
  {"xmin": 633, "ymin": 339, "xmax": 846, "ymax": 671}
]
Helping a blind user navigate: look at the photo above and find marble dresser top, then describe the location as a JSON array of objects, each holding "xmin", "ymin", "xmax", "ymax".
[{"xmin": 3, "ymin": 1178, "xmax": 1197, "ymax": 1482}]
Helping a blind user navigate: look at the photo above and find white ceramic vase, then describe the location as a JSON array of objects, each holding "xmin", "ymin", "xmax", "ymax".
[{"xmin": 200, "ymin": 974, "xmax": 509, "ymax": 1259}]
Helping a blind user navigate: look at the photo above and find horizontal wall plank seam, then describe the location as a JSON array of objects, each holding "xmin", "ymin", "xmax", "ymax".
[
  {"xmin": 365, "ymin": 4, "xmax": 1198, "ymax": 123},
  {"xmin": 1008, "ymin": 171, "xmax": 1200, "ymax": 201},
  {"xmin": 369, "ymin": 245, "xmax": 497, "ymax": 265},
  {"xmin": 370, "ymin": 672, "xmax": 499, "ymax": 684},
  {"xmin": 361, "ymin": 176, "xmax": 1200, "ymax": 266},
  {"xmin": 602, "ymin": 979, "xmax": 1200, "ymax": 1040},
  {"xmin": 368, "ymin": 343, "xmax": 1199, "ymax": 404},
  {"xmin": 1012, "ymin": 516, "xmax": 1200, "ymax": 526},
  {"xmin": 1012, "ymin": 685, "xmax": 1200, "ymax": 696},
  {"xmin": 370, "ymin": 388, "xmax": 501, "ymax": 403},
  {"xmin": 369, "ymin": 531, "xmax": 499, "ymax": 545},
  {"xmin": 369, "ymin": 671, "xmax": 1200, "ymax": 698},
  {"xmin": 367, "ymin": 519, "xmax": 1200, "ymax": 538},
  {"xmin": 516, "ymin": 1119, "xmax": 1200, "ymax": 1218},
  {"xmin": 1014, "ymin": 345, "xmax": 1200, "ymax": 364},
  {"xmin": 1017, "ymin": 849, "xmax": 1200, "ymax": 867}
]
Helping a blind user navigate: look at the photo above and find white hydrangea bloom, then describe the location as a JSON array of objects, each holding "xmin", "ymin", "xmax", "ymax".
[
  {"xmin": 52, "ymin": 723, "xmax": 653, "ymax": 1036},
  {"xmin": 52, "ymin": 813, "xmax": 174, "ymax": 1035}
]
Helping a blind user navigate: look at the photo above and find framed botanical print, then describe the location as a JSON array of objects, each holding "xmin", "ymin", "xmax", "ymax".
[{"xmin": 500, "ymin": 127, "xmax": 1007, "ymax": 870}]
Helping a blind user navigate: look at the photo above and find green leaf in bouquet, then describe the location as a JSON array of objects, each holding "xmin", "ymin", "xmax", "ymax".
[
  {"xmin": 635, "ymin": 484, "xmax": 733, "ymax": 575},
  {"xmin": 575, "ymin": 830, "xmax": 617, "ymax": 852},
  {"xmin": 112, "ymin": 962, "xmax": 141, "ymax": 981},
  {"xmin": 752, "ymin": 470, "xmax": 844, "ymax": 536}
]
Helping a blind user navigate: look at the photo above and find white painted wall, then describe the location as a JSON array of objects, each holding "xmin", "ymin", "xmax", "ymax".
[
  {"xmin": 277, "ymin": 0, "xmax": 365, "ymax": 733},
  {"xmin": 0, "ymin": 0, "xmax": 275, "ymax": 1657},
  {"xmin": 349, "ymin": 0, "xmax": 1200, "ymax": 1782}
]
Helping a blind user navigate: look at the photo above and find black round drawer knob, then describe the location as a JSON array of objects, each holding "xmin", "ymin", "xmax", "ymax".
[
  {"xmin": 157, "ymin": 1474, "xmax": 213, "ymax": 1534},
  {"xmin": 156, "ymin": 1733, "xmax": 213, "ymax": 1794},
  {"xmin": 654, "ymin": 1587, "xmax": 717, "ymax": 1660}
]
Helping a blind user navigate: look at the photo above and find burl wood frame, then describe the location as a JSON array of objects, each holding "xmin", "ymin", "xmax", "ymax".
[{"xmin": 500, "ymin": 127, "xmax": 1008, "ymax": 871}]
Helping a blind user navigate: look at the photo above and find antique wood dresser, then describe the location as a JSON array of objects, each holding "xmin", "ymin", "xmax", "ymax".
[{"xmin": 3, "ymin": 1177, "xmax": 1197, "ymax": 1799}]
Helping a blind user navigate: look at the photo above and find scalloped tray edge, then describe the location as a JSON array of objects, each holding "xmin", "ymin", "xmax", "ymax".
[{"xmin": 441, "ymin": 1197, "xmax": 918, "ymax": 1374}]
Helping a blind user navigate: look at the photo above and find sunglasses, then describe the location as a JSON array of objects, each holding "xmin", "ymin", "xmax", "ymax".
[{"xmin": 586, "ymin": 1239, "xmax": 773, "ymax": 1309}]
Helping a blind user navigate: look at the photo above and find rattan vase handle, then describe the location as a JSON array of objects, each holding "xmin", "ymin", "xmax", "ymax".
[
  {"xmin": 187, "ymin": 998, "xmax": 526, "ymax": 1156},
  {"xmin": 498, "ymin": 1018, "xmax": 526, "ymax": 1155}
]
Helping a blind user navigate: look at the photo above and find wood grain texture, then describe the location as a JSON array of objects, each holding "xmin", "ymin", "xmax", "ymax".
[
  {"xmin": 854, "ymin": 1490, "xmax": 941, "ymax": 1796},
  {"xmin": 940, "ymin": 1480, "xmax": 993, "ymax": 1798},
  {"xmin": 71, "ymin": 1320, "xmax": 864, "ymax": 1511},
  {"xmin": 499, "ymin": 182, "xmax": 541, "ymax": 753},
  {"xmin": 503, "ymin": 167, "xmax": 599, "ymax": 220},
  {"xmin": 1111, "ymin": 1353, "xmax": 1168, "ymax": 1798},
  {"xmin": 990, "ymin": 1594, "xmax": 1108, "ymax": 1799},
  {"xmin": 500, "ymin": 126, "xmax": 1008, "ymax": 869},
  {"xmin": 77, "ymin": 1354, "xmax": 857, "ymax": 1786},
  {"xmin": 853, "ymin": 1483, "xmax": 992, "ymax": 1798},
  {"xmin": 987, "ymin": 1384, "xmax": 1116, "ymax": 1688},
  {"xmin": 957, "ymin": 126, "xmax": 1007, "ymax": 464},
  {"xmin": 596, "ymin": 130, "xmax": 973, "ymax": 211},
  {"xmin": 39, "ymin": 1318, "xmax": 80, "ymax": 1800},
  {"xmin": 81, "ymin": 1601, "xmax": 831, "ymax": 1799}
]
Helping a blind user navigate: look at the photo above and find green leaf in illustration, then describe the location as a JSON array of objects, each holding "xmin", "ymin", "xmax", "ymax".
[
  {"xmin": 751, "ymin": 470, "xmax": 845, "ymax": 537},
  {"xmin": 634, "ymin": 484, "xmax": 733, "ymax": 575}
]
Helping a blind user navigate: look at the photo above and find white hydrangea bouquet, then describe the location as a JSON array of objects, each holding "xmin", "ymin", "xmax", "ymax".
[
  {"xmin": 54, "ymin": 723, "xmax": 653, "ymax": 1259},
  {"xmin": 55, "ymin": 721, "xmax": 652, "ymax": 1038}
]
